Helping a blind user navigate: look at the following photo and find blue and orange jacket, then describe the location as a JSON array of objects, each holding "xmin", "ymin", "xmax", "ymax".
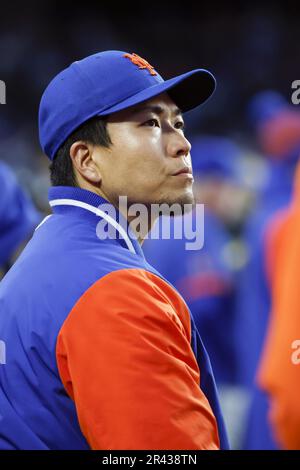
[{"xmin": 0, "ymin": 186, "xmax": 229, "ymax": 450}]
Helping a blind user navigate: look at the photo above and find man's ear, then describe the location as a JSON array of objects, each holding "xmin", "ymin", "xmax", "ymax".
[{"xmin": 69, "ymin": 141, "xmax": 101, "ymax": 184}]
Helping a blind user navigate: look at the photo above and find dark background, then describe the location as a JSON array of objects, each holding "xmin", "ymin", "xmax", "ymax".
[{"xmin": 1, "ymin": 2, "xmax": 299, "ymax": 133}]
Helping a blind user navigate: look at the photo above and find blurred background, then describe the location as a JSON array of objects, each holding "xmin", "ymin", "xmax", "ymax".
[{"xmin": 1, "ymin": 0, "xmax": 300, "ymax": 450}]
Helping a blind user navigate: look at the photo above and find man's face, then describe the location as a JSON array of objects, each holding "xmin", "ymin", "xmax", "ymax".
[{"xmin": 93, "ymin": 93, "xmax": 194, "ymax": 209}]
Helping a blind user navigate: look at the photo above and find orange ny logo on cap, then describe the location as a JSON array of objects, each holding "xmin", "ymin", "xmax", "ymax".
[{"xmin": 123, "ymin": 53, "xmax": 157, "ymax": 76}]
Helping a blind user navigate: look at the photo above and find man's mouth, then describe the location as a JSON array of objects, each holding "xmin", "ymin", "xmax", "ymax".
[{"xmin": 172, "ymin": 166, "xmax": 193, "ymax": 176}]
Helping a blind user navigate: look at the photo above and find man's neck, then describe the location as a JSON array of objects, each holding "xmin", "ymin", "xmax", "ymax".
[{"xmin": 76, "ymin": 181, "xmax": 156, "ymax": 246}]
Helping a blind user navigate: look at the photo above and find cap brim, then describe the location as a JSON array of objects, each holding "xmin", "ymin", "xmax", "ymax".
[{"xmin": 97, "ymin": 69, "xmax": 216, "ymax": 116}]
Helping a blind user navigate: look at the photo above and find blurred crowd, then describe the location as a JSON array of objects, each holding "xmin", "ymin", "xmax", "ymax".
[{"xmin": 1, "ymin": 2, "xmax": 300, "ymax": 450}]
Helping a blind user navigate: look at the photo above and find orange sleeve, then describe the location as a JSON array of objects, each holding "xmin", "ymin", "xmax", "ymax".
[
  {"xmin": 258, "ymin": 207, "xmax": 300, "ymax": 449},
  {"xmin": 56, "ymin": 268, "xmax": 220, "ymax": 450}
]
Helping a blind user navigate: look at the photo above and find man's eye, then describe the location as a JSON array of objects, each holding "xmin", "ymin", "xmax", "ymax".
[
  {"xmin": 144, "ymin": 118, "xmax": 160, "ymax": 127},
  {"xmin": 175, "ymin": 121, "xmax": 185, "ymax": 130}
]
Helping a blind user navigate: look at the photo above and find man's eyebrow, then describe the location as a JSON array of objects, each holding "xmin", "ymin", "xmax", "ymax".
[{"xmin": 131, "ymin": 104, "xmax": 183, "ymax": 118}]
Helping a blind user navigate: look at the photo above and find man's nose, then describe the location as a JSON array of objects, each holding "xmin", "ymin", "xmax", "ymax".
[{"xmin": 166, "ymin": 132, "xmax": 191, "ymax": 158}]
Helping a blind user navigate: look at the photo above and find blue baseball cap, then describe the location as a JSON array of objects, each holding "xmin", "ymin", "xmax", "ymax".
[{"xmin": 39, "ymin": 50, "xmax": 216, "ymax": 160}]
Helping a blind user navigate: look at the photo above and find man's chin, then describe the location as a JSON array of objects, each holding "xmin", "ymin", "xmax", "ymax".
[{"xmin": 153, "ymin": 192, "xmax": 195, "ymax": 216}]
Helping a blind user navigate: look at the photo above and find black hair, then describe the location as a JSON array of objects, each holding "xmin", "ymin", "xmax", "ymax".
[{"xmin": 49, "ymin": 116, "xmax": 111, "ymax": 186}]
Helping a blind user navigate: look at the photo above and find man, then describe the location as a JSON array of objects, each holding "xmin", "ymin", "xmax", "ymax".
[{"xmin": 0, "ymin": 50, "xmax": 228, "ymax": 450}]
